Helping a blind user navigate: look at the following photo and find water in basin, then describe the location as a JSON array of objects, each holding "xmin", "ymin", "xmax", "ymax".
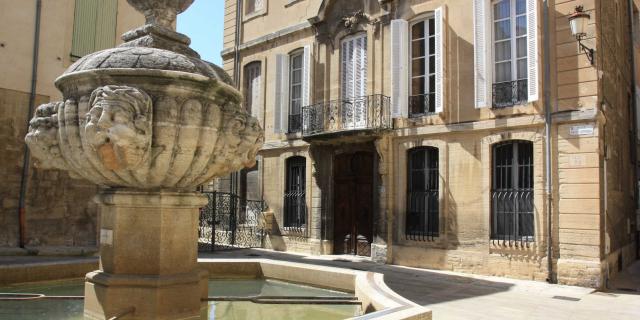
[{"xmin": 0, "ymin": 279, "xmax": 361, "ymax": 319}]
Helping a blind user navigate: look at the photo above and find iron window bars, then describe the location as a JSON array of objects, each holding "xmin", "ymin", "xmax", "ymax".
[
  {"xmin": 301, "ymin": 94, "xmax": 391, "ymax": 137},
  {"xmin": 284, "ymin": 156, "xmax": 306, "ymax": 230},
  {"xmin": 492, "ymin": 79, "xmax": 528, "ymax": 108},
  {"xmin": 409, "ymin": 93, "xmax": 436, "ymax": 117},
  {"xmin": 406, "ymin": 147, "xmax": 439, "ymax": 241},
  {"xmin": 491, "ymin": 140, "xmax": 534, "ymax": 246}
]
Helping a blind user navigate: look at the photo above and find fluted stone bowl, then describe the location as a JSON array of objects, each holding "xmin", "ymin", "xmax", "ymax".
[{"xmin": 25, "ymin": 46, "xmax": 263, "ymax": 190}]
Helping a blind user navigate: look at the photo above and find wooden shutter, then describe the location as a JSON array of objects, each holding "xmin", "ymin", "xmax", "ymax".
[
  {"xmin": 341, "ymin": 39, "xmax": 354, "ymax": 100},
  {"xmin": 302, "ymin": 45, "xmax": 312, "ymax": 108},
  {"xmin": 527, "ymin": 0, "xmax": 539, "ymax": 102},
  {"xmin": 274, "ymin": 54, "xmax": 289, "ymax": 133},
  {"xmin": 434, "ymin": 7, "xmax": 445, "ymax": 113},
  {"xmin": 473, "ymin": 0, "xmax": 488, "ymax": 108},
  {"xmin": 71, "ymin": 0, "xmax": 117, "ymax": 58},
  {"xmin": 391, "ymin": 19, "xmax": 409, "ymax": 118},
  {"xmin": 251, "ymin": 65, "xmax": 261, "ymax": 119}
]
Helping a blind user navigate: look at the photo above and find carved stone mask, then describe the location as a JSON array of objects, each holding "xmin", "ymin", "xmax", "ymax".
[{"xmin": 85, "ymin": 86, "xmax": 153, "ymax": 171}]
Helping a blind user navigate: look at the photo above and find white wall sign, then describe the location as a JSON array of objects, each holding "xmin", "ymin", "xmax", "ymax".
[
  {"xmin": 569, "ymin": 125, "xmax": 595, "ymax": 136},
  {"xmin": 100, "ymin": 229, "xmax": 113, "ymax": 246}
]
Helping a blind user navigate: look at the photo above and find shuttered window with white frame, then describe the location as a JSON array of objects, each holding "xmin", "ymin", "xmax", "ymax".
[
  {"xmin": 474, "ymin": 0, "xmax": 538, "ymax": 108},
  {"xmin": 244, "ymin": 62, "xmax": 262, "ymax": 119},
  {"xmin": 274, "ymin": 54, "xmax": 290, "ymax": 133}
]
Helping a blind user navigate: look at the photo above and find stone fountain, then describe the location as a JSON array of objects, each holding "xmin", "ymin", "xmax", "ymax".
[{"xmin": 24, "ymin": 0, "xmax": 263, "ymax": 318}]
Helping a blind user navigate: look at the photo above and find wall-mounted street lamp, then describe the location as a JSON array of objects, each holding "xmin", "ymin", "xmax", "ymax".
[{"xmin": 568, "ymin": 5, "xmax": 595, "ymax": 65}]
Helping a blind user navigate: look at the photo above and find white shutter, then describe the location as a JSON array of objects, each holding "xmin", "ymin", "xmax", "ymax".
[
  {"xmin": 434, "ymin": 7, "xmax": 444, "ymax": 113},
  {"xmin": 391, "ymin": 19, "xmax": 409, "ymax": 118},
  {"xmin": 274, "ymin": 54, "xmax": 289, "ymax": 133},
  {"xmin": 474, "ymin": 0, "xmax": 488, "ymax": 108},
  {"xmin": 251, "ymin": 67, "xmax": 261, "ymax": 119},
  {"xmin": 302, "ymin": 45, "xmax": 312, "ymax": 108},
  {"xmin": 526, "ymin": 0, "xmax": 539, "ymax": 102}
]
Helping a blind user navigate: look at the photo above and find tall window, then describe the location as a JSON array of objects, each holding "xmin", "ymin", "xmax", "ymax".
[
  {"xmin": 244, "ymin": 62, "xmax": 261, "ymax": 116},
  {"xmin": 288, "ymin": 51, "xmax": 303, "ymax": 133},
  {"xmin": 284, "ymin": 157, "xmax": 306, "ymax": 229},
  {"xmin": 246, "ymin": 0, "xmax": 265, "ymax": 15},
  {"xmin": 410, "ymin": 17, "xmax": 436, "ymax": 116},
  {"xmin": 407, "ymin": 147, "xmax": 439, "ymax": 240},
  {"xmin": 492, "ymin": 0, "xmax": 528, "ymax": 107},
  {"xmin": 71, "ymin": 0, "xmax": 118, "ymax": 59},
  {"xmin": 491, "ymin": 141, "xmax": 534, "ymax": 243}
]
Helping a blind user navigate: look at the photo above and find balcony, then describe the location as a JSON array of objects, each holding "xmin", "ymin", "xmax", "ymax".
[
  {"xmin": 492, "ymin": 79, "xmax": 528, "ymax": 108},
  {"xmin": 302, "ymin": 94, "xmax": 391, "ymax": 140}
]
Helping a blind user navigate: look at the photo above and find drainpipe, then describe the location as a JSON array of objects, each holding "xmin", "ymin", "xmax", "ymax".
[
  {"xmin": 17, "ymin": 0, "xmax": 42, "ymax": 249},
  {"xmin": 230, "ymin": 0, "xmax": 243, "ymax": 195},
  {"xmin": 542, "ymin": 0, "xmax": 556, "ymax": 283},
  {"xmin": 628, "ymin": 0, "xmax": 640, "ymax": 259}
]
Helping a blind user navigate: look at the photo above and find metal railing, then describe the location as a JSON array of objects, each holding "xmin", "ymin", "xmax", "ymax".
[
  {"xmin": 492, "ymin": 79, "xmax": 528, "ymax": 108},
  {"xmin": 283, "ymin": 190, "xmax": 306, "ymax": 233},
  {"xmin": 490, "ymin": 189, "xmax": 534, "ymax": 246},
  {"xmin": 288, "ymin": 113, "xmax": 302, "ymax": 133},
  {"xmin": 409, "ymin": 93, "xmax": 436, "ymax": 118},
  {"xmin": 406, "ymin": 190, "xmax": 439, "ymax": 241},
  {"xmin": 302, "ymin": 94, "xmax": 391, "ymax": 137}
]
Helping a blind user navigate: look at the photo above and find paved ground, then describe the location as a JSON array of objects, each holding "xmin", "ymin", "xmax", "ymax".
[
  {"xmin": 1, "ymin": 250, "xmax": 639, "ymax": 319},
  {"xmin": 202, "ymin": 249, "xmax": 640, "ymax": 320}
]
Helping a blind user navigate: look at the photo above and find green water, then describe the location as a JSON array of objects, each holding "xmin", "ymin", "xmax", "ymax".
[{"xmin": 0, "ymin": 279, "xmax": 360, "ymax": 320}]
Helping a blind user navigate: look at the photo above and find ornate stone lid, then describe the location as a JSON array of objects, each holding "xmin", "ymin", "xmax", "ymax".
[{"xmin": 59, "ymin": 0, "xmax": 232, "ymax": 86}]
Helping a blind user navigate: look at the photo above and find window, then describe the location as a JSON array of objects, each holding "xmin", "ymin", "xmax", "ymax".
[
  {"xmin": 246, "ymin": 0, "xmax": 265, "ymax": 15},
  {"xmin": 491, "ymin": 141, "xmax": 534, "ymax": 243},
  {"xmin": 406, "ymin": 147, "xmax": 439, "ymax": 240},
  {"xmin": 71, "ymin": 0, "xmax": 118, "ymax": 59},
  {"xmin": 410, "ymin": 17, "xmax": 437, "ymax": 116},
  {"xmin": 288, "ymin": 51, "xmax": 304, "ymax": 133},
  {"xmin": 244, "ymin": 62, "xmax": 261, "ymax": 116},
  {"xmin": 390, "ymin": 7, "xmax": 443, "ymax": 119},
  {"xmin": 474, "ymin": 0, "xmax": 538, "ymax": 108},
  {"xmin": 284, "ymin": 157, "xmax": 306, "ymax": 229},
  {"xmin": 492, "ymin": 0, "xmax": 528, "ymax": 107}
]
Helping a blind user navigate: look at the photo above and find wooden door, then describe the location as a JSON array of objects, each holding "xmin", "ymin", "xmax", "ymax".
[{"xmin": 333, "ymin": 152, "xmax": 373, "ymax": 256}]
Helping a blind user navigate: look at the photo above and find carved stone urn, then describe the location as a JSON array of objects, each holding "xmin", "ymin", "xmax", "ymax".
[{"xmin": 24, "ymin": 0, "xmax": 263, "ymax": 319}]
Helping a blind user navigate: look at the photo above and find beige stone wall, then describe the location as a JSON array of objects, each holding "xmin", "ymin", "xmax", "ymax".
[
  {"xmin": 0, "ymin": 1, "xmax": 143, "ymax": 249},
  {"xmin": 223, "ymin": 0, "xmax": 639, "ymax": 287}
]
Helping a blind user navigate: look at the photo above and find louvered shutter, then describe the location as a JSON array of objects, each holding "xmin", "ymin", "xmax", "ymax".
[
  {"xmin": 274, "ymin": 54, "xmax": 290, "ymax": 133},
  {"xmin": 94, "ymin": 0, "xmax": 118, "ymax": 51},
  {"xmin": 474, "ymin": 0, "xmax": 488, "ymax": 108},
  {"xmin": 391, "ymin": 19, "xmax": 409, "ymax": 118},
  {"xmin": 526, "ymin": 0, "xmax": 539, "ymax": 102},
  {"xmin": 251, "ymin": 66, "xmax": 261, "ymax": 119},
  {"xmin": 71, "ymin": 0, "xmax": 117, "ymax": 58},
  {"xmin": 342, "ymin": 39, "xmax": 354, "ymax": 100},
  {"xmin": 434, "ymin": 7, "xmax": 445, "ymax": 113},
  {"xmin": 302, "ymin": 45, "xmax": 311, "ymax": 108}
]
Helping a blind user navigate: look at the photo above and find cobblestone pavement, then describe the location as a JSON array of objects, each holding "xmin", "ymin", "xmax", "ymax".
[{"xmin": 201, "ymin": 249, "xmax": 640, "ymax": 320}]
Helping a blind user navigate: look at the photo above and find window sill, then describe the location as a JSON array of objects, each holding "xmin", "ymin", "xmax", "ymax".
[
  {"xmin": 243, "ymin": 9, "xmax": 267, "ymax": 22},
  {"xmin": 489, "ymin": 239, "xmax": 537, "ymax": 253},
  {"xmin": 285, "ymin": 132, "xmax": 303, "ymax": 140},
  {"xmin": 285, "ymin": 0, "xmax": 303, "ymax": 8}
]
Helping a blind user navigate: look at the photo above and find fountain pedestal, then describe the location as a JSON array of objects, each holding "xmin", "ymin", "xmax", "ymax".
[
  {"xmin": 23, "ymin": 0, "xmax": 263, "ymax": 318},
  {"xmin": 83, "ymin": 190, "xmax": 208, "ymax": 319}
]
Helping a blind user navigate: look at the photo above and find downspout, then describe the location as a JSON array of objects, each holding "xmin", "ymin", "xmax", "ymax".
[
  {"xmin": 542, "ymin": 0, "xmax": 556, "ymax": 283},
  {"xmin": 17, "ymin": 0, "xmax": 42, "ymax": 249},
  {"xmin": 232, "ymin": 0, "xmax": 243, "ymax": 195},
  {"xmin": 628, "ymin": 0, "xmax": 639, "ymax": 260}
]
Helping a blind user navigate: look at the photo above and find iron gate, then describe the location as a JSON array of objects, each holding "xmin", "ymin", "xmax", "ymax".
[{"xmin": 198, "ymin": 191, "xmax": 266, "ymax": 251}]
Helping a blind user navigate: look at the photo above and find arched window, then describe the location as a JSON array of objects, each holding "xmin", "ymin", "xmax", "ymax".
[
  {"xmin": 491, "ymin": 140, "xmax": 534, "ymax": 243},
  {"xmin": 244, "ymin": 61, "xmax": 261, "ymax": 116},
  {"xmin": 284, "ymin": 156, "xmax": 306, "ymax": 228},
  {"xmin": 406, "ymin": 147, "xmax": 439, "ymax": 240}
]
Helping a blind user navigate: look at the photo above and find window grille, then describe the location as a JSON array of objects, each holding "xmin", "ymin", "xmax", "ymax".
[
  {"xmin": 491, "ymin": 140, "xmax": 534, "ymax": 244},
  {"xmin": 406, "ymin": 147, "xmax": 439, "ymax": 240},
  {"xmin": 284, "ymin": 157, "xmax": 306, "ymax": 229}
]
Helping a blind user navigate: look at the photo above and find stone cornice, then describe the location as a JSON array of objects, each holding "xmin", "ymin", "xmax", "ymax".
[{"xmin": 221, "ymin": 21, "xmax": 312, "ymax": 58}]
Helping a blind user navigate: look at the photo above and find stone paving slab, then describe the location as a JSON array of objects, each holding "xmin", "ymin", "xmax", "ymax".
[{"xmin": 202, "ymin": 249, "xmax": 640, "ymax": 320}]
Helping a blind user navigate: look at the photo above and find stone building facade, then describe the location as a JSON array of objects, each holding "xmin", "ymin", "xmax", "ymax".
[
  {"xmin": 222, "ymin": 0, "xmax": 640, "ymax": 288},
  {"xmin": 0, "ymin": 0, "xmax": 143, "ymax": 250}
]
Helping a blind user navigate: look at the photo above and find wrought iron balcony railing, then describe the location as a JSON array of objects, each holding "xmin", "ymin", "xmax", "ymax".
[
  {"xmin": 288, "ymin": 113, "xmax": 302, "ymax": 133},
  {"xmin": 409, "ymin": 93, "xmax": 436, "ymax": 118},
  {"xmin": 492, "ymin": 79, "xmax": 528, "ymax": 108},
  {"xmin": 302, "ymin": 94, "xmax": 391, "ymax": 137}
]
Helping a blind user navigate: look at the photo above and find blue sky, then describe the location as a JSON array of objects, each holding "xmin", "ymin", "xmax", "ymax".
[{"xmin": 177, "ymin": 0, "xmax": 225, "ymax": 65}]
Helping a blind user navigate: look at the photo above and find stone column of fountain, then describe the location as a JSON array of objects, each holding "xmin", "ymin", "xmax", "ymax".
[{"xmin": 24, "ymin": 0, "xmax": 263, "ymax": 318}]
